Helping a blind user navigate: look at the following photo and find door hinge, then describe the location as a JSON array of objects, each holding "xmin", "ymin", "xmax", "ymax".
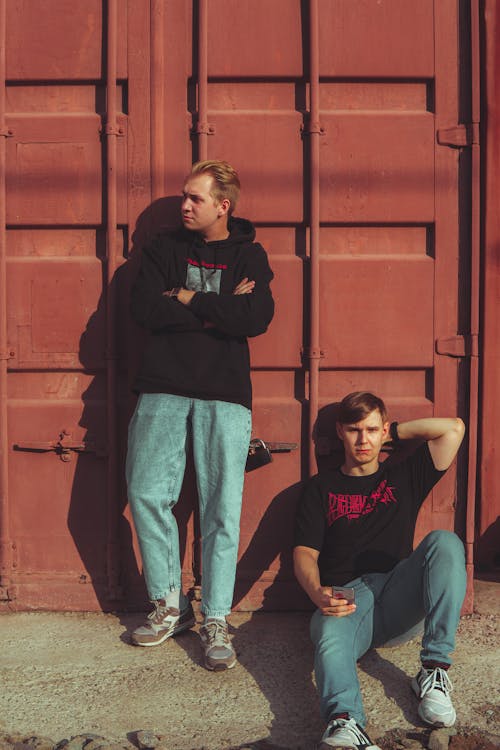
[
  {"xmin": 437, "ymin": 123, "xmax": 479, "ymax": 148},
  {"xmin": 436, "ymin": 334, "xmax": 479, "ymax": 357}
]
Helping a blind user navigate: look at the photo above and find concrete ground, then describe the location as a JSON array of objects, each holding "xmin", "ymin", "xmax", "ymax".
[{"xmin": 0, "ymin": 580, "xmax": 498, "ymax": 750}]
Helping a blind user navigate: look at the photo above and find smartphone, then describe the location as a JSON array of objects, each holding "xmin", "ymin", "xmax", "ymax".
[{"xmin": 332, "ymin": 586, "xmax": 355, "ymax": 605}]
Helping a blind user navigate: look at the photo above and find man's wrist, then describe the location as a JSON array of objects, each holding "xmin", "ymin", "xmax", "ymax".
[
  {"xmin": 390, "ymin": 421, "xmax": 400, "ymax": 443},
  {"xmin": 163, "ymin": 287, "xmax": 196, "ymax": 306},
  {"xmin": 164, "ymin": 287, "xmax": 181, "ymax": 299}
]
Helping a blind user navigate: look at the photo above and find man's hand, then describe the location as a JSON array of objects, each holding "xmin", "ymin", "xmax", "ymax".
[
  {"xmin": 233, "ymin": 277, "xmax": 255, "ymax": 295},
  {"xmin": 294, "ymin": 546, "xmax": 356, "ymax": 617},
  {"xmin": 176, "ymin": 288, "xmax": 196, "ymax": 305},
  {"xmin": 313, "ymin": 586, "xmax": 357, "ymax": 617}
]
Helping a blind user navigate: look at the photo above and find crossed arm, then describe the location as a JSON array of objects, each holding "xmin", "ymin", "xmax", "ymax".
[{"xmin": 167, "ymin": 277, "xmax": 255, "ymax": 305}]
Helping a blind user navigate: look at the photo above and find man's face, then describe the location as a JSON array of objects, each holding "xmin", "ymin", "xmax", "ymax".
[
  {"xmin": 336, "ymin": 409, "xmax": 389, "ymax": 471},
  {"xmin": 181, "ymin": 173, "xmax": 228, "ymax": 239}
]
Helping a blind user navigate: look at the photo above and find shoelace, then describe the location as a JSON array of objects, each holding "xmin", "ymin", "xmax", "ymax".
[
  {"xmin": 148, "ymin": 602, "xmax": 177, "ymax": 624},
  {"xmin": 203, "ymin": 620, "xmax": 229, "ymax": 646},
  {"xmin": 419, "ymin": 667, "xmax": 453, "ymax": 697},
  {"xmin": 327, "ymin": 717, "xmax": 370, "ymax": 744}
]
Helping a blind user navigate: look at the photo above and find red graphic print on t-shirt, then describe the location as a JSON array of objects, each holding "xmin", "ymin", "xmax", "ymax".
[{"xmin": 327, "ymin": 479, "xmax": 397, "ymax": 525}]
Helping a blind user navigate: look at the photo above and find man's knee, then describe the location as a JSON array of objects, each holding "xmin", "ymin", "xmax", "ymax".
[{"xmin": 422, "ymin": 529, "xmax": 465, "ymax": 565}]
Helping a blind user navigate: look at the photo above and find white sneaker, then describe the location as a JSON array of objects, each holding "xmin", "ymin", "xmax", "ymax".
[
  {"xmin": 319, "ymin": 717, "xmax": 382, "ymax": 749},
  {"xmin": 411, "ymin": 666, "xmax": 456, "ymax": 727}
]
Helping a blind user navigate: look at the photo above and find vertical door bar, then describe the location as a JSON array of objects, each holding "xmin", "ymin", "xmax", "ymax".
[
  {"xmin": 191, "ymin": 0, "xmax": 209, "ymax": 599},
  {"xmin": 105, "ymin": 0, "xmax": 121, "ymax": 597},
  {"xmin": 196, "ymin": 0, "xmax": 209, "ymax": 161},
  {"xmin": 465, "ymin": 0, "xmax": 481, "ymax": 602},
  {"xmin": 0, "ymin": 0, "xmax": 12, "ymax": 599},
  {"xmin": 151, "ymin": 0, "xmax": 167, "ymax": 200},
  {"xmin": 307, "ymin": 0, "xmax": 322, "ymax": 474}
]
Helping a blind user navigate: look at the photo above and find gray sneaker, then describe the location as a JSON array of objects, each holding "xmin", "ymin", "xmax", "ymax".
[
  {"xmin": 199, "ymin": 619, "xmax": 236, "ymax": 671},
  {"xmin": 131, "ymin": 600, "xmax": 195, "ymax": 646}
]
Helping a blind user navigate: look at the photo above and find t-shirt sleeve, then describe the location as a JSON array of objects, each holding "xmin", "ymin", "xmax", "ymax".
[
  {"xmin": 407, "ymin": 442, "xmax": 447, "ymax": 509},
  {"xmin": 293, "ymin": 477, "xmax": 326, "ymax": 551}
]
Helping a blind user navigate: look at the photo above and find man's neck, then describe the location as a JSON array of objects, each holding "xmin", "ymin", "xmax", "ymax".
[
  {"xmin": 202, "ymin": 229, "xmax": 229, "ymax": 242},
  {"xmin": 201, "ymin": 219, "xmax": 230, "ymax": 243},
  {"xmin": 341, "ymin": 460, "xmax": 380, "ymax": 477}
]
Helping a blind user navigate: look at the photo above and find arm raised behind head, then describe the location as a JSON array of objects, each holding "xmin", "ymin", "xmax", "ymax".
[{"xmin": 393, "ymin": 417, "xmax": 465, "ymax": 471}]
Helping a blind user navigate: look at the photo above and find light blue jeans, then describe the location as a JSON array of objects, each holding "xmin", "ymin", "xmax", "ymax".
[
  {"xmin": 126, "ymin": 393, "xmax": 252, "ymax": 618},
  {"xmin": 310, "ymin": 530, "xmax": 467, "ymax": 727}
]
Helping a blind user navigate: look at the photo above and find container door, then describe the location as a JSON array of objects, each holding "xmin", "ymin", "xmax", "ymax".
[{"xmin": 0, "ymin": 0, "xmax": 475, "ymax": 611}]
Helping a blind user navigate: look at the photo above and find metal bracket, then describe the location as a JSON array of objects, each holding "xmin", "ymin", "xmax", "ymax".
[
  {"xmin": 302, "ymin": 347, "xmax": 325, "ymax": 360},
  {"xmin": 13, "ymin": 429, "xmax": 106, "ymax": 462},
  {"xmin": 437, "ymin": 124, "xmax": 479, "ymax": 148},
  {"xmin": 104, "ymin": 124, "xmax": 125, "ymax": 136},
  {"xmin": 301, "ymin": 122, "xmax": 326, "ymax": 136},
  {"xmin": 0, "ymin": 127, "xmax": 13, "ymax": 138},
  {"xmin": 436, "ymin": 334, "xmax": 479, "ymax": 357},
  {"xmin": 194, "ymin": 121, "xmax": 215, "ymax": 135},
  {"xmin": 0, "ymin": 585, "xmax": 17, "ymax": 602}
]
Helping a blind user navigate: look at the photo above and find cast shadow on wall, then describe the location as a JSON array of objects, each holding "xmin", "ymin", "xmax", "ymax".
[{"xmin": 68, "ymin": 195, "xmax": 196, "ymax": 612}]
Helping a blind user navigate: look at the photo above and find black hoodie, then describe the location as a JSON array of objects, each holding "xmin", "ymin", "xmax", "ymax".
[{"xmin": 130, "ymin": 217, "xmax": 274, "ymax": 409}]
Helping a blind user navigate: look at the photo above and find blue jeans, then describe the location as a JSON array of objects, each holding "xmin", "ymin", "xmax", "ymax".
[
  {"xmin": 126, "ymin": 393, "xmax": 252, "ymax": 618},
  {"xmin": 310, "ymin": 530, "xmax": 466, "ymax": 727}
]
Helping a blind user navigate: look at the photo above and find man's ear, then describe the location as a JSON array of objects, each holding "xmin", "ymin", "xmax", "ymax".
[
  {"xmin": 336, "ymin": 422, "xmax": 345, "ymax": 441},
  {"xmin": 217, "ymin": 198, "xmax": 231, "ymax": 217},
  {"xmin": 382, "ymin": 421, "xmax": 390, "ymax": 441}
]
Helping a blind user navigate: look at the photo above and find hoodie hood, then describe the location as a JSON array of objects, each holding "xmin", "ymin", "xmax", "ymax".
[{"xmin": 183, "ymin": 215, "xmax": 256, "ymax": 250}]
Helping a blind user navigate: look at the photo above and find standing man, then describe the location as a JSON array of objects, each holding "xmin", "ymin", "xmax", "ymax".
[
  {"xmin": 294, "ymin": 391, "xmax": 466, "ymax": 749},
  {"xmin": 127, "ymin": 160, "xmax": 274, "ymax": 671}
]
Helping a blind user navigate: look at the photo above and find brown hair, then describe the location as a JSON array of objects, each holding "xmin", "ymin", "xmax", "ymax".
[
  {"xmin": 188, "ymin": 160, "xmax": 240, "ymax": 215},
  {"xmin": 337, "ymin": 391, "xmax": 388, "ymax": 425}
]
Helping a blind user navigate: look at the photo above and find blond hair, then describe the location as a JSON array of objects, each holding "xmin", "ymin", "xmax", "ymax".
[{"xmin": 188, "ymin": 160, "xmax": 240, "ymax": 215}]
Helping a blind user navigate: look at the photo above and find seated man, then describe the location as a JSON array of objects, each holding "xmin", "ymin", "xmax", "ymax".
[{"xmin": 294, "ymin": 391, "xmax": 466, "ymax": 750}]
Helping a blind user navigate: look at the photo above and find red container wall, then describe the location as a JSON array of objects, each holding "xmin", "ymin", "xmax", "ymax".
[
  {"xmin": 0, "ymin": 1, "xmax": 483, "ymax": 612},
  {"xmin": 479, "ymin": 0, "xmax": 500, "ymax": 573}
]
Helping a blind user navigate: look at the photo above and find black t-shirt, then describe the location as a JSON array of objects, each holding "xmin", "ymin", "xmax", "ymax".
[{"xmin": 293, "ymin": 443, "xmax": 445, "ymax": 585}]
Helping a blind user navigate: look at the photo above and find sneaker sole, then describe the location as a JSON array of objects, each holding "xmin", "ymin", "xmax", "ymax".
[
  {"xmin": 319, "ymin": 743, "xmax": 382, "ymax": 750},
  {"xmin": 204, "ymin": 656, "xmax": 237, "ymax": 672},
  {"xmin": 131, "ymin": 613, "xmax": 196, "ymax": 647},
  {"xmin": 416, "ymin": 704, "xmax": 455, "ymax": 728}
]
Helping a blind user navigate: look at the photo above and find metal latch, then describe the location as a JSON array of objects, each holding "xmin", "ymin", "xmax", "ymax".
[
  {"xmin": 263, "ymin": 442, "xmax": 298, "ymax": 453},
  {"xmin": 245, "ymin": 439, "xmax": 298, "ymax": 473},
  {"xmin": 13, "ymin": 429, "xmax": 105, "ymax": 462},
  {"xmin": 437, "ymin": 124, "xmax": 479, "ymax": 148},
  {"xmin": 436, "ymin": 334, "xmax": 479, "ymax": 357}
]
